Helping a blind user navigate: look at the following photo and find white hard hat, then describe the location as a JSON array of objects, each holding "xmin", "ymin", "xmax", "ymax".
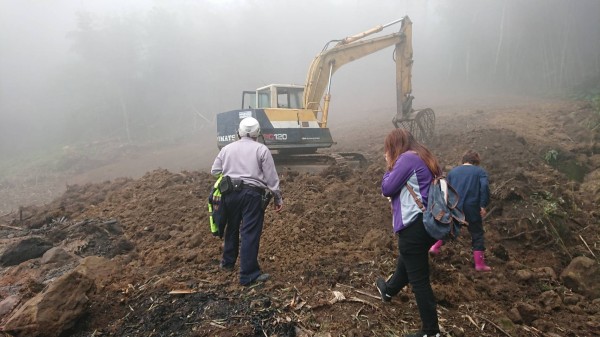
[{"xmin": 238, "ymin": 117, "xmax": 261, "ymax": 138}]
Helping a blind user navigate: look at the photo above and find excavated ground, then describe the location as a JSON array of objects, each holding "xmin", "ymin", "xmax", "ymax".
[{"xmin": 0, "ymin": 95, "xmax": 599, "ymax": 337}]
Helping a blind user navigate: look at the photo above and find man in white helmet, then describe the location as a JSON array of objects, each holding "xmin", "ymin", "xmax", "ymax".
[{"xmin": 211, "ymin": 116, "xmax": 283, "ymax": 286}]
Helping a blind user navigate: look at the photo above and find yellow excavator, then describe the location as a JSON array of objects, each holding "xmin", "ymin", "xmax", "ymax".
[{"xmin": 216, "ymin": 16, "xmax": 435, "ymax": 167}]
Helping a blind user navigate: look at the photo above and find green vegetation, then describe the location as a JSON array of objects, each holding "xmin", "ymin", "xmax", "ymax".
[
  {"xmin": 544, "ymin": 149, "xmax": 559, "ymax": 164},
  {"xmin": 590, "ymin": 94, "xmax": 600, "ymax": 130},
  {"xmin": 537, "ymin": 281, "xmax": 554, "ymax": 292},
  {"xmin": 592, "ymin": 94, "xmax": 600, "ymax": 114},
  {"xmin": 571, "ymin": 72, "xmax": 600, "ymax": 124},
  {"xmin": 543, "ymin": 149, "xmax": 588, "ymax": 182},
  {"xmin": 532, "ymin": 191, "xmax": 566, "ymax": 218}
]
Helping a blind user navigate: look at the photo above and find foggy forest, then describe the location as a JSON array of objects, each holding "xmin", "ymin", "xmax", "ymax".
[{"xmin": 1, "ymin": 0, "xmax": 599, "ymax": 160}]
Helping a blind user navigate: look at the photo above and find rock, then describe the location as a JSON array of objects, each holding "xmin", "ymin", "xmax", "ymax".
[
  {"xmin": 532, "ymin": 318, "xmax": 554, "ymax": 332},
  {"xmin": 532, "ymin": 267, "xmax": 557, "ymax": 281},
  {"xmin": 157, "ymin": 232, "xmax": 171, "ymax": 241},
  {"xmin": 560, "ymin": 256, "xmax": 600, "ymax": 299},
  {"xmin": 567, "ymin": 304, "xmax": 585, "ymax": 314},
  {"xmin": 448, "ymin": 326, "xmax": 465, "ymax": 337},
  {"xmin": 505, "ymin": 260, "xmax": 524, "ymax": 270},
  {"xmin": 3, "ymin": 256, "xmax": 115, "ymax": 337},
  {"xmin": 515, "ymin": 301, "xmax": 539, "ymax": 324},
  {"xmin": 0, "ymin": 237, "xmax": 53, "ymax": 267},
  {"xmin": 40, "ymin": 247, "xmax": 77, "ymax": 265},
  {"xmin": 187, "ymin": 233, "xmax": 203, "ymax": 248},
  {"xmin": 588, "ymin": 155, "xmax": 600, "ymax": 168},
  {"xmin": 114, "ymin": 238, "xmax": 135, "ymax": 255},
  {"xmin": 507, "ymin": 307, "xmax": 522, "ymax": 323},
  {"xmin": 0, "ymin": 295, "xmax": 20, "ymax": 318},
  {"xmin": 587, "ymin": 318, "xmax": 600, "ymax": 330},
  {"xmin": 101, "ymin": 219, "xmax": 123, "ymax": 235},
  {"xmin": 3, "ymin": 268, "xmax": 94, "ymax": 336},
  {"xmin": 491, "ymin": 244, "xmax": 509, "ymax": 261},
  {"xmin": 539, "ymin": 290, "xmax": 562, "ymax": 312},
  {"xmin": 515, "ymin": 269, "xmax": 533, "ymax": 282},
  {"xmin": 184, "ymin": 252, "xmax": 197, "ymax": 262},
  {"xmin": 314, "ymin": 333, "xmax": 332, "ymax": 337},
  {"xmin": 563, "ymin": 293, "xmax": 583, "ymax": 305},
  {"xmin": 360, "ymin": 229, "xmax": 392, "ymax": 250},
  {"xmin": 496, "ymin": 315, "xmax": 517, "ymax": 334},
  {"xmin": 346, "ymin": 329, "xmax": 366, "ymax": 337}
]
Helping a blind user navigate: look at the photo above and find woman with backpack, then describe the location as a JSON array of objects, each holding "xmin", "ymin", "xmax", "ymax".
[{"xmin": 375, "ymin": 128, "xmax": 441, "ymax": 337}]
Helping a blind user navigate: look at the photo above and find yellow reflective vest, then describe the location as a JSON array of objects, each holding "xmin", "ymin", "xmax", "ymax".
[{"xmin": 208, "ymin": 175, "xmax": 223, "ymax": 236}]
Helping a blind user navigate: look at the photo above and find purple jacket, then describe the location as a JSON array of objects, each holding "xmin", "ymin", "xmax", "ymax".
[{"xmin": 382, "ymin": 152, "xmax": 434, "ymax": 233}]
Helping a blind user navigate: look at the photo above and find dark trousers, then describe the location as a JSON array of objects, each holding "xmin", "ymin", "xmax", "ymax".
[
  {"xmin": 385, "ymin": 217, "xmax": 439, "ymax": 334},
  {"xmin": 464, "ymin": 205, "xmax": 485, "ymax": 251},
  {"xmin": 221, "ymin": 189, "xmax": 264, "ymax": 285}
]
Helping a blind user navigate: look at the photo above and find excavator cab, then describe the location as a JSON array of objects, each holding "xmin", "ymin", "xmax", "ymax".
[
  {"xmin": 242, "ymin": 85, "xmax": 304, "ymax": 110},
  {"xmin": 217, "ymin": 83, "xmax": 335, "ymax": 153}
]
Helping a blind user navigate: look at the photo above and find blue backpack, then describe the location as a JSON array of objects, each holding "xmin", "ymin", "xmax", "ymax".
[{"xmin": 406, "ymin": 176, "xmax": 468, "ymax": 240}]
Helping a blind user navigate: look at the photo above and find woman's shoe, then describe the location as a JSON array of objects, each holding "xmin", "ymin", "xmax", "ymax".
[
  {"xmin": 375, "ymin": 278, "xmax": 392, "ymax": 302},
  {"xmin": 404, "ymin": 332, "xmax": 440, "ymax": 337}
]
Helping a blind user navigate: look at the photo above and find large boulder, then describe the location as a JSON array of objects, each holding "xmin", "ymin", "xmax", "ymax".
[
  {"xmin": 560, "ymin": 256, "xmax": 600, "ymax": 299},
  {"xmin": 3, "ymin": 256, "xmax": 114, "ymax": 337}
]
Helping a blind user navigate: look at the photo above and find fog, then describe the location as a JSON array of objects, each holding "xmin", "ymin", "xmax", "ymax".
[{"xmin": 1, "ymin": 0, "xmax": 599, "ymax": 160}]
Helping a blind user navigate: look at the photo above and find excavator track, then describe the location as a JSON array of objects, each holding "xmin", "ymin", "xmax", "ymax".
[{"xmin": 272, "ymin": 152, "xmax": 368, "ymax": 173}]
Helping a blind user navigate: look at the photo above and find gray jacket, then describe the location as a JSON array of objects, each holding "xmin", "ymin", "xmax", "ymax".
[{"xmin": 211, "ymin": 137, "xmax": 283, "ymax": 205}]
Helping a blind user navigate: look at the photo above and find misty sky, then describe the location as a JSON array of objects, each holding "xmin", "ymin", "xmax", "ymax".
[
  {"xmin": 1, "ymin": 0, "xmax": 599, "ymax": 158},
  {"xmin": 1, "ymin": 0, "xmax": 426, "ymax": 107}
]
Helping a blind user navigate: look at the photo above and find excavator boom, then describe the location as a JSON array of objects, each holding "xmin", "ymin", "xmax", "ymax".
[{"xmin": 304, "ymin": 17, "xmax": 414, "ymax": 127}]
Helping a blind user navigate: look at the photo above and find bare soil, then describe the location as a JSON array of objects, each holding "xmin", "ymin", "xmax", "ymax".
[{"xmin": 1, "ymin": 95, "xmax": 599, "ymax": 337}]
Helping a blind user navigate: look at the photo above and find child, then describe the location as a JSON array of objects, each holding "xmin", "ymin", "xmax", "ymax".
[{"xmin": 430, "ymin": 150, "xmax": 491, "ymax": 272}]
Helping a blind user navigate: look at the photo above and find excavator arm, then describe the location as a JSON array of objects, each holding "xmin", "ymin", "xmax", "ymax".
[{"xmin": 303, "ymin": 16, "xmax": 414, "ymax": 128}]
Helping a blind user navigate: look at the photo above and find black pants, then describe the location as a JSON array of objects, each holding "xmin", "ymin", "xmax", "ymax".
[
  {"xmin": 221, "ymin": 188, "xmax": 264, "ymax": 285},
  {"xmin": 385, "ymin": 217, "xmax": 439, "ymax": 334},
  {"xmin": 464, "ymin": 205, "xmax": 485, "ymax": 251}
]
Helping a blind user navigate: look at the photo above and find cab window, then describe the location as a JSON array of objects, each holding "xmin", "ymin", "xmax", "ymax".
[
  {"xmin": 276, "ymin": 88, "xmax": 303, "ymax": 109},
  {"xmin": 258, "ymin": 91, "xmax": 271, "ymax": 108}
]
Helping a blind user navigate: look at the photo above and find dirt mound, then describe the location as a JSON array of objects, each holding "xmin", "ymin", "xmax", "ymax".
[{"xmin": 1, "ymin": 96, "xmax": 599, "ymax": 336}]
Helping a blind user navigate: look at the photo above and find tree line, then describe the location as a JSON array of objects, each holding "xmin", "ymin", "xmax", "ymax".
[{"xmin": 1, "ymin": 0, "xmax": 599, "ymax": 157}]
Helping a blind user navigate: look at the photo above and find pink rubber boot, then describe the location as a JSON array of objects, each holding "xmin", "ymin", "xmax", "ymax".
[
  {"xmin": 473, "ymin": 251, "xmax": 492, "ymax": 272},
  {"xmin": 429, "ymin": 240, "xmax": 443, "ymax": 255}
]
